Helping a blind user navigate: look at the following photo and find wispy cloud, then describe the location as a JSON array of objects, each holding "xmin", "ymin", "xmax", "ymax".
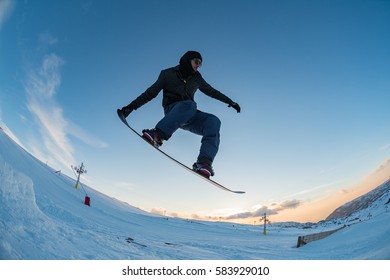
[
  {"xmin": 68, "ymin": 123, "xmax": 108, "ymax": 149},
  {"xmin": 283, "ymin": 181, "xmax": 340, "ymax": 199},
  {"xmin": 25, "ymin": 54, "xmax": 74, "ymax": 168},
  {"xmin": 38, "ymin": 32, "xmax": 59, "ymax": 47},
  {"xmin": 24, "ymin": 53, "xmax": 108, "ymax": 170},
  {"xmin": 0, "ymin": 0, "xmax": 14, "ymax": 31},
  {"xmin": 370, "ymin": 157, "xmax": 390, "ymax": 176},
  {"xmin": 380, "ymin": 143, "xmax": 390, "ymax": 151},
  {"xmin": 150, "ymin": 208, "xmax": 166, "ymax": 216},
  {"xmin": 113, "ymin": 181, "xmax": 135, "ymax": 191},
  {"xmin": 221, "ymin": 207, "xmax": 273, "ymax": 220},
  {"xmin": 220, "ymin": 199, "xmax": 301, "ymax": 220},
  {"xmin": 178, "ymin": 200, "xmax": 303, "ymax": 222}
]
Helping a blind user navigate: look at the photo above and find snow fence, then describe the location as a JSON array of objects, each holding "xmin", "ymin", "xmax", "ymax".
[{"xmin": 296, "ymin": 226, "xmax": 346, "ymax": 248}]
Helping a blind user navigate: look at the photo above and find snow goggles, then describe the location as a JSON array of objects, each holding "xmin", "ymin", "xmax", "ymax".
[{"xmin": 192, "ymin": 58, "xmax": 202, "ymax": 66}]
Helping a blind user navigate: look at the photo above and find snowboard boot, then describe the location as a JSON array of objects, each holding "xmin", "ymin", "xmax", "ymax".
[
  {"xmin": 192, "ymin": 161, "xmax": 215, "ymax": 179},
  {"xmin": 142, "ymin": 128, "xmax": 164, "ymax": 148}
]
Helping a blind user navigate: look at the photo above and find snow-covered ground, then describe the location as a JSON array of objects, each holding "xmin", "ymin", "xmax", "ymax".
[{"xmin": 0, "ymin": 129, "xmax": 389, "ymax": 260}]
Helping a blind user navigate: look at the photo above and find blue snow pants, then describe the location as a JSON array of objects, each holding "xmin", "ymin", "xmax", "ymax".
[{"xmin": 155, "ymin": 100, "xmax": 221, "ymax": 163}]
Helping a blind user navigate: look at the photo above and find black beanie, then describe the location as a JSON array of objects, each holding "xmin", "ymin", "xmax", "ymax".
[{"xmin": 179, "ymin": 51, "xmax": 202, "ymax": 65}]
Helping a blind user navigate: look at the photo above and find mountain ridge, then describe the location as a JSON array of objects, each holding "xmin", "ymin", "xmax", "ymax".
[{"xmin": 326, "ymin": 179, "xmax": 390, "ymax": 220}]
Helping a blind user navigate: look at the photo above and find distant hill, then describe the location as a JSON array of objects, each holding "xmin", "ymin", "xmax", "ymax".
[{"xmin": 326, "ymin": 179, "xmax": 390, "ymax": 220}]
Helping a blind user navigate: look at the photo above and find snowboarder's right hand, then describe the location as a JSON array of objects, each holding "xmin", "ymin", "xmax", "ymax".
[{"xmin": 120, "ymin": 105, "xmax": 134, "ymax": 118}]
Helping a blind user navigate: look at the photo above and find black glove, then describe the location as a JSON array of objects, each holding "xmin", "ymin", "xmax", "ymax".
[
  {"xmin": 120, "ymin": 104, "xmax": 134, "ymax": 118},
  {"xmin": 228, "ymin": 102, "xmax": 241, "ymax": 113}
]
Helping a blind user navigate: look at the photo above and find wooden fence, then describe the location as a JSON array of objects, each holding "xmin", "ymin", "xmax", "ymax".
[{"xmin": 297, "ymin": 225, "xmax": 346, "ymax": 248}]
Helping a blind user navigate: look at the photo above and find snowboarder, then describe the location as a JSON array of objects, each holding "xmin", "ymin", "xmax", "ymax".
[{"xmin": 118, "ymin": 51, "xmax": 240, "ymax": 178}]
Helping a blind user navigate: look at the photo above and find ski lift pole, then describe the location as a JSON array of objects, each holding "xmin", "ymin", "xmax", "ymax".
[
  {"xmin": 260, "ymin": 211, "xmax": 269, "ymax": 235},
  {"xmin": 72, "ymin": 162, "xmax": 87, "ymax": 191},
  {"xmin": 75, "ymin": 169, "xmax": 81, "ymax": 189},
  {"xmin": 72, "ymin": 162, "xmax": 90, "ymax": 206}
]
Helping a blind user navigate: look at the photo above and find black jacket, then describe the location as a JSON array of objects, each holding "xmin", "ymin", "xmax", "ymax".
[{"xmin": 129, "ymin": 66, "xmax": 233, "ymax": 110}]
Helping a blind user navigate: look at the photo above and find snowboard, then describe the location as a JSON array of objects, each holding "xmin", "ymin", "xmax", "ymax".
[{"xmin": 117, "ymin": 109, "xmax": 245, "ymax": 194}]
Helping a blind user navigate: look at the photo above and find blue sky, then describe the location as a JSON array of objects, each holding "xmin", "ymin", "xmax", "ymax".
[{"xmin": 1, "ymin": 0, "xmax": 390, "ymax": 223}]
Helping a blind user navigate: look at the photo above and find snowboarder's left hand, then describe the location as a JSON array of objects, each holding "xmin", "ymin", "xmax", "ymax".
[{"xmin": 229, "ymin": 102, "xmax": 241, "ymax": 113}]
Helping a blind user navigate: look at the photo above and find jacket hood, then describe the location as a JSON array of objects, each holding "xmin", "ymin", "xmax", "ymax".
[{"xmin": 179, "ymin": 51, "xmax": 202, "ymax": 79}]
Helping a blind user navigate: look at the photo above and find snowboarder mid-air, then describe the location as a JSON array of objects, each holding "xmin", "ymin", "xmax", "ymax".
[{"xmin": 118, "ymin": 51, "xmax": 240, "ymax": 178}]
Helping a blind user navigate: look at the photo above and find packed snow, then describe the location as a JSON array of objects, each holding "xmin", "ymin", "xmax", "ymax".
[{"xmin": 0, "ymin": 129, "xmax": 389, "ymax": 260}]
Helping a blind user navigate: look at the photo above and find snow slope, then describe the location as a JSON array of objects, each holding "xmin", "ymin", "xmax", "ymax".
[{"xmin": 0, "ymin": 129, "xmax": 389, "ymax": 260}]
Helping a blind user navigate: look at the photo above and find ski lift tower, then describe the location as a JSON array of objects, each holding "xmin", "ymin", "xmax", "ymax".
[
  {"xmin": 260, "ymin": 211, "xmax": 270, "ymax": 235},
  {"xmin": 72, "ymin": 162, "xmax": 87, "ymax": 189}
]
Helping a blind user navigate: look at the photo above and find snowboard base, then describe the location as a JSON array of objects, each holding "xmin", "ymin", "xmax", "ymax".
[{"xmin": 117, "ymin": 109, "xmax": 245, "ymax": 194}]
